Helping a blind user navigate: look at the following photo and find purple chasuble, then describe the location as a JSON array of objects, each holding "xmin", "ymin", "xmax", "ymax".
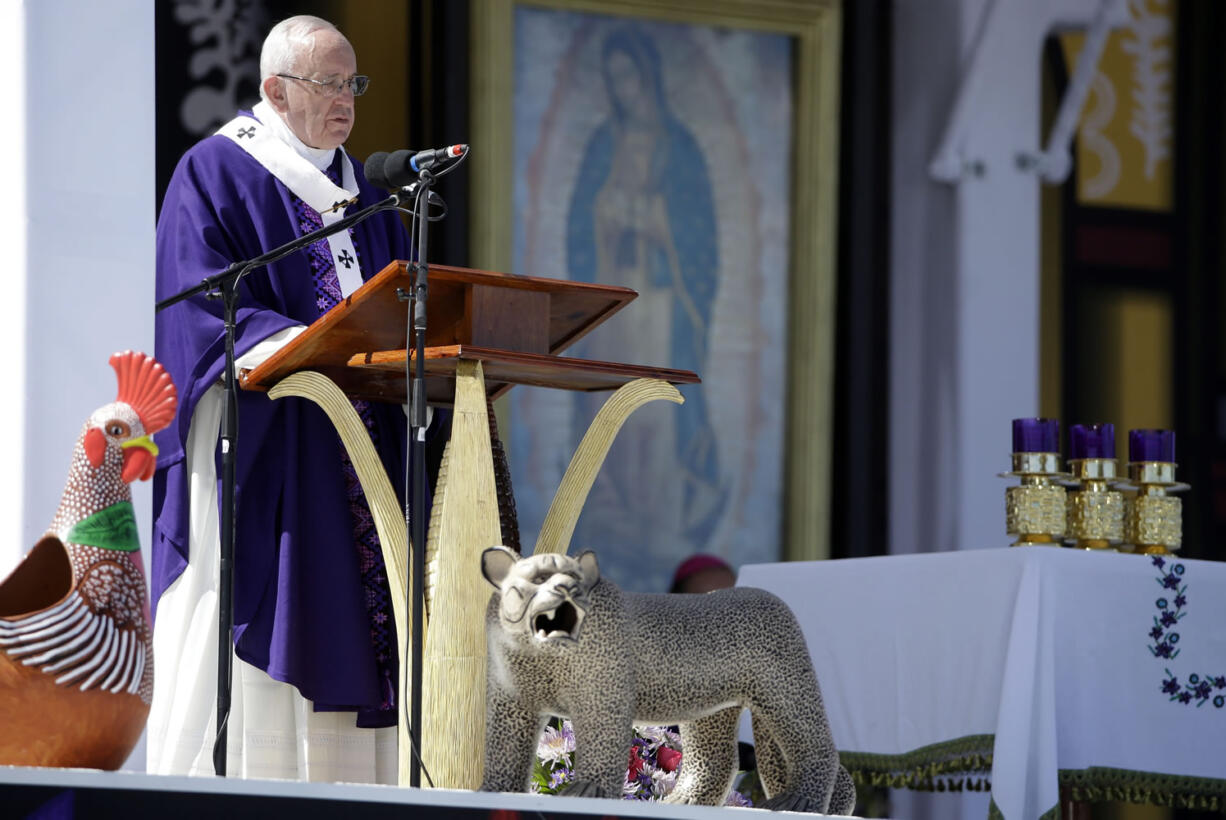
[
  {"xmin": 153, "ymin": 110, "xmax": 429, "ymax": 721},
  {"xmin": 293, "ymin": 156, "xmax": 398, "ymax": 725}
]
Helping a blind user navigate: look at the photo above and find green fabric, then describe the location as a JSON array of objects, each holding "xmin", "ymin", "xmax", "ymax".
[
  {"xmin": 66, "ymin": 501, "xmax": 140, "ymax": 552},
  {"xmin": 1059, "ymin": 767, "xmax": 1225, "ymax": 812},
  {"xmin": 847, "ymin": 740, "xmax": 1226, "ymax": 819},
  {"xmin": 841, "ymin": 733, "xmax": 994, "ymax": 791}
]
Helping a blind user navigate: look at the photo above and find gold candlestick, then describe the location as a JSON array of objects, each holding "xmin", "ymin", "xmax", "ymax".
[
  {"xmin": 1004, "ymin": 452, "xmax": 1067, "ymax": 545},
  {"xmin": 1065, "ymin": 458, "xmax": 1124, "ymax": 550}
]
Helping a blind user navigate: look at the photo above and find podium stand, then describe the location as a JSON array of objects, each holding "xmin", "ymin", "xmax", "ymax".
[{"xmin": 241, "ymin": 261, "xmax": 699, "ymax": 789}]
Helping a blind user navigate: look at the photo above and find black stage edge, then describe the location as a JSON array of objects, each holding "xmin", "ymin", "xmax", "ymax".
[{"xmin": 0, "ymin": 766, "xmax": 849, "ymax": 820}]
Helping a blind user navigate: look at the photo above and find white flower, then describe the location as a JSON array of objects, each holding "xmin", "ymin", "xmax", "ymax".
[
  {"xmin": 650, "ymin": 767, "xmax": 678, "ymax": 797},
  {"xmin": 537, "ymin": 723, "xmax": 575, "ymax": 765}
]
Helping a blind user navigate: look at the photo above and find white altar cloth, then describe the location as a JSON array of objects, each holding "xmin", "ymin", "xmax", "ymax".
[{"xmin": 738, "ymin": 548, "xmax": 1226, "ymax": 820}]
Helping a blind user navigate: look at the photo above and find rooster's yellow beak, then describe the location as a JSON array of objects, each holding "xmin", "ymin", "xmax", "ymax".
[
  {"xmin": 120, "ymin": 435, "xmax": 159, "ymax": 483},
  {"xmin": 120, "ymin": 435, "xmax": 158, "ymax": 456}
]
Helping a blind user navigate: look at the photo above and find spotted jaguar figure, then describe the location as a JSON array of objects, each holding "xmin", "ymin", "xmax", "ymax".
[{"xmin": 479, "ymin": 547, "xmax": 856, "ymax": 814}]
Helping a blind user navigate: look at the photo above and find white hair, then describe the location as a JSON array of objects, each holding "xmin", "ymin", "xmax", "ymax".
[{"xmin": 258, "ymin": 15, "xmax": 343, "ymax": 101}]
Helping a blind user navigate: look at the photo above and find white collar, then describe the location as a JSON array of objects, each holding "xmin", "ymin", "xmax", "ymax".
[{"xmin": 253, "ymin": 99, "xmax": 339, "ymax": 172}]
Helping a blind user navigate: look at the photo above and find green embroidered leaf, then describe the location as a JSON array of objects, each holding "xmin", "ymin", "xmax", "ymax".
[{"xmin": 67, "ymin": 501, "xmax": 140, "ymax": 552}]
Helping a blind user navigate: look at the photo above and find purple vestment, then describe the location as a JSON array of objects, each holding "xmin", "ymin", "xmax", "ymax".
[{"xmin": 153, "ymin": 116, "xmax": 416, "ymax": 717}]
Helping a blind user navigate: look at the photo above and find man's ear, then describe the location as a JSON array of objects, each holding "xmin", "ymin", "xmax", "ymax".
[
  {"xmin": 576, "ymin": 550, "xmax": 600, "ymax": 590},
  {"xmin": 263, "ymin": 76, "xmax": 288, "ymax": 112},
  {"xmin": 482, "ymin": 546, "xmax": 519, "ymax": 589}
]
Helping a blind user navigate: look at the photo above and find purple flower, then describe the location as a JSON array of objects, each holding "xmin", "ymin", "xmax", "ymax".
[
  {"xmin": 1152, "ymin": 556, "xmax": 1166, "ymax": 569},
  {"xmin": 549, "ymin": 768, "xmax": 573, "ymax": 789},
  {"xmin": 1174, "ymin": 594, "xmax": 1187, "ymax": 608},
  {"xmin": 1178, "ymin": 691, "xmax": 1193, "ymax": 704},
  {"xmin": 1150, "ymin": 626, "xmax": 1165, "ymax": 640},
  {"xmin": 1162, "ymin": 677, "xmax": 1181, "ymax": 695},
  {"xmin": 725, "ymin": 790, "xmax": 753, "ymax": 808},
  {"xmin": 1160, "ymin": 611, "xmax": 1178, "ymax": 627},
  {"xmin": 1194, "ymin": 681, "xmax": 1213, "ymax": 701},
  {"xmin": 1163, "ymin": 574, "xmax": 1181, "ymax": 589},
  {"xmin": 1155, "ymin": 642, "xmax": 1174, "ymax": 658},
  {"xmin": 1213, "ymin": 676, "xmax": 1226, "ymax": 689}
]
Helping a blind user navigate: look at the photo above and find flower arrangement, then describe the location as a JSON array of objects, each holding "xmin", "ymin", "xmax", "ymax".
[{"xmin": 531, "ymin": 718, "xmax": 754, "ymax": 805}]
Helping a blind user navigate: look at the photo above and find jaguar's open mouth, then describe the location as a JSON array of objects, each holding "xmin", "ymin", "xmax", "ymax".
[{"xmin": 532, "ymin": 599, "xmax": 583, "ymax": 641}]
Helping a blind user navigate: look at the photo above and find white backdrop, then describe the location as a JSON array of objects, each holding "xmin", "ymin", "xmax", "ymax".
[
  {"xmin": 1, "ymin": 0, "xmax": 154, "ymax": 770},
  {"xmin": 1, "ymin": 1, "xmax": 155, "ymax": 587}
]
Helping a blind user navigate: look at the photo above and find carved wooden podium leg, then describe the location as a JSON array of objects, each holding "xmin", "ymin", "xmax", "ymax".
[
  {"xmin": 534, "ymin": 378, "xmax": 683, "ymax": 555},
  {"xmin": 266, "ymin": 373, "xmax": 416, "ymax": 783},
  {"xmin": 421, "ymin": 360, "xmax": 501, "ymax": 789}
]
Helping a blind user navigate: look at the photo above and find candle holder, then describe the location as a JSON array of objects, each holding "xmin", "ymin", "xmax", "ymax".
[
  {"xmin": 1120, "ymin": 429, "xmax": 1188, "ymax": 555},
  {"xmin": 1001, "ymin": 418, "xmax": 1067, "ymax": 546},
  {"xmin": 1064, "ymin": 423, "xmax": 1124, "ymax": 550}
]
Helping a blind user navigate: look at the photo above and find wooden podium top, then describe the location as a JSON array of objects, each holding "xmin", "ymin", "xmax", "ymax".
[{"xmin": 241, "ymin": 262, "xmax": 700, "ymax": 405}]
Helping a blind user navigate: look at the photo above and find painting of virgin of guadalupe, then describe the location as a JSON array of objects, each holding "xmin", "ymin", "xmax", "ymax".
[{"xmin": 510, "ymin": 9, "xmax": 794, "ymax": 592}]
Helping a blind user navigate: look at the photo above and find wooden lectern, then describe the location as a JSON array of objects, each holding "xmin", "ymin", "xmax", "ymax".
[{"xmin": 241, "ymin": 261, "xmax": 699, "ymax": 789}]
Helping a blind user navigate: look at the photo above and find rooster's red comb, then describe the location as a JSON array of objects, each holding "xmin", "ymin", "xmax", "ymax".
[{"xmin": 109, "ymin": 351, "xmax": 178, "ymax": 434}]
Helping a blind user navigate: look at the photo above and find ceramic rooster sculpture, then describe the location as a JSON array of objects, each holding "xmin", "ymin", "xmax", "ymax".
[{"xmin": 0, "ymin": 351, "xmax": 176, "ymax": 768}]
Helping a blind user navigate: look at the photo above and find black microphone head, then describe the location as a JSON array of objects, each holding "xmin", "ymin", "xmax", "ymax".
[
  {"xmin": 383, "ymin": 149, "xmax": 417, "ymax": 188},
  {"xmin": 364, "ymin": 151, "xmax": 391, "ymax": 188}
]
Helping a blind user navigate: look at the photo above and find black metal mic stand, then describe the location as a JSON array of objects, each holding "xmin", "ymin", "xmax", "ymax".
[
  {"xmin": 406, "ymin": 170, "xmax": 433, "ymax": 789},
  {"xmin": 155, "ymin": 191, "xmax": 414, "ymax": 777}
]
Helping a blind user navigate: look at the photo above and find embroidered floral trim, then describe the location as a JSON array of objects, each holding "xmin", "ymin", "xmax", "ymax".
[{"xmin": 1146, "ymin": 556, "xmax": 1226, "ymax": 709}]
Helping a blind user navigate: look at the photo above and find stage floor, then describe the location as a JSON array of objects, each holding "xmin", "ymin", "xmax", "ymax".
[{"xmin": 1, "ymin": 765, "xmax": 852, "ymax": 818}]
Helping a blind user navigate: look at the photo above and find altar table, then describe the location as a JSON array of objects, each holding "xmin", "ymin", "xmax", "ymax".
[{"xmin": 738, "ymin": 548, "xmax": 1226, "ymax": 820}]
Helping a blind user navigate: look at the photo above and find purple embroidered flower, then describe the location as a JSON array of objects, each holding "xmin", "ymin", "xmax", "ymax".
[
  {"xmin": 1162, "ymin": 574, "xmax": 1181, "ymax": 590},
  {"xmin": 1162, "ymin": 677, "xmax": 1181, "ymax": 695},
  {"xmin": 1194, "ymin": 680, "xmax": 1213, "ymax": 702},
  {"xmin": 1150, "ymin": 625, "xmax": 1165, "ymax": 640},
  {"xmin": 1152, "ymin": 556, "xmax": 1166, "ymax": 569},
  {"xmin": 1174, "ymin": 593, "xmax": 1187, "ymax": 608},
  {"xmin": 1214, "ymin": 676, "xmax": 1226, "ymax": 689},
  {"xmin": 1178, "ymin": 691, "xmax": 1193, "ymax": 704},
  {"xmin": 1154, "ymin": 642, "xmax": 1175, "ymax": 658},
  {"xmin": 1160, "ymin": 611, "xmax": 1178, "ymax": 628}
]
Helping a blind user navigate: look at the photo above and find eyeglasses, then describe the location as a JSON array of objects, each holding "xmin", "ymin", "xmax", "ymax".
[{"xmin": 277, "ymin": 73, "xmax": 370, "ymax": 98}]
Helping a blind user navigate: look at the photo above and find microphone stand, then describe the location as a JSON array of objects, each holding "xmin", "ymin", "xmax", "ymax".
[
  {"xmin": 406, "ymin": 169, "xmax": 434, "ymax": 789},
  {"xmin": 156, "ymin": 190, "xmax": 412, "ymax": 777}
]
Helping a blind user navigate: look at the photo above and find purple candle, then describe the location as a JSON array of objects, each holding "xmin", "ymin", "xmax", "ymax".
[
  {"xmin": 1129, "ymin": 429, "xmax": 1175, "ymax": 463},
  {"xmin": 1012, "ymin": 418, "xmax": 1059, "ymax": 453},
  {"xmin": 1070, "ymin": 423, "xmax": 1115, "ymax": 460}
]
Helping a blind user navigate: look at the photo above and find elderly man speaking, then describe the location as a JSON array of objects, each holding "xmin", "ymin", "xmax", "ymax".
[{"xmin": 150, "ymin": 15, "xmax": 427, "ymax": 783}]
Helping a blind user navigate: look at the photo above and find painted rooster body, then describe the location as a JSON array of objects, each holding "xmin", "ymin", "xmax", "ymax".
[{"xmin": 0, "ymin": 352, "xmax": 176, "ymax": 768}]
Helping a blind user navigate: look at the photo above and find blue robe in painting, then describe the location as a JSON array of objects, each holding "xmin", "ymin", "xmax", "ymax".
[{"xmin": 566, "ymin": 115, "xmax": 722, "ymax": 546}]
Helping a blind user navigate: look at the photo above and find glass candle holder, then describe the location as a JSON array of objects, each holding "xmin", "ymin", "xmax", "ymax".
[
  {"xmin": 1064, "ymin": 423, "xmax": 1124, "ymax": 550},
  {"xmin": 1001, "ymin": 418, "xmax": 1067, "ymax": 546},
  {"xmin": 1122, "ymin": 429, "xmax": 1187, "ymax": 555}
]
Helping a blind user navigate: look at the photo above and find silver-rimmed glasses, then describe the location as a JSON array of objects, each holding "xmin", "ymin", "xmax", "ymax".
[{"xmin": 277, "ymin": 73, "xmax": 370, "ymax": 98}]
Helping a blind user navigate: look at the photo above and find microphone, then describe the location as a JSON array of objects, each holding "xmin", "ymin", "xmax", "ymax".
[{"xmin": 366, "ymin": 145, "xmax": 467, "ymax": 188}]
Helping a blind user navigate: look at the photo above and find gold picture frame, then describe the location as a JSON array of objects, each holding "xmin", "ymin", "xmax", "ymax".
[{"xmin": 471, "ymin": 0, "xmax": 842, "ymax": 563}]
